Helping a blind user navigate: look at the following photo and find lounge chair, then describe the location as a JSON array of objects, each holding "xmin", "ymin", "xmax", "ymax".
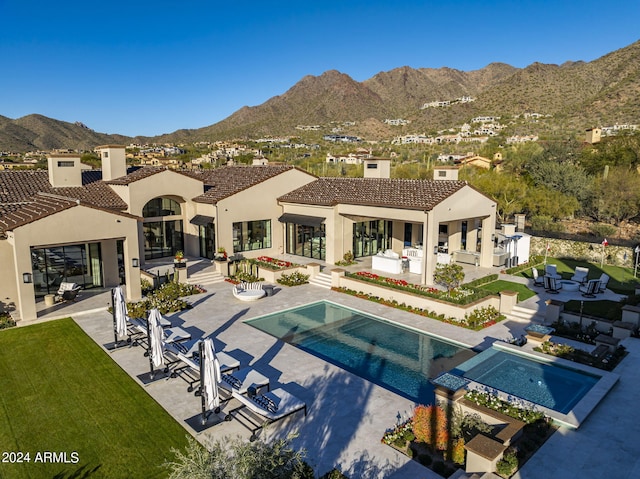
[
  {"xmin": 167, "ymin": 340, "xmax": 241, "ymax": 392},
  {"xmin": 580, "ymin": 279, "xmax": 600, "ymax": 298},
  {"xmin": 55, "ymin": 282, "xmax": 81, "ymax": 302},
  {"xmin": 531, "ymin": 267, "xmax": 544, "ymax": 286},
  {"xmin": 218, "ymin": 367, "xmax": 270, "ymax": 396},
  {"xmin": 571, "ymin": 266, "xmax": 589, "ymax": 284},
  {"xmin": 597, "ymin": 273, "xmax": 610, "ymax": 293},
  {"xmin": 544, "ymin": 264, "xmax": 562, "ymax": 280},
  {"xmin": 544, "ymin": 275, "xmax": 562, "ymax": 294},
  {"xmin": 232, "ymin": 282, "xmax": 266, "ymax": 301},
  {"xmin": 225, "ymin": 387, "xmax": 307, "ymax": 441}
]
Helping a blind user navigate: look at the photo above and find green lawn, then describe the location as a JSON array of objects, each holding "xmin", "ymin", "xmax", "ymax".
[
  {"xmin": 0, "ymin": 319, "xmax": 190, "ymax": 479},
  {"xmin": 479, "ymin": 280, "xmax": 537, "ymax": 301},
  {"xmin": 528, "ymin": 257, "xmax": 639, "ymax": 295}
]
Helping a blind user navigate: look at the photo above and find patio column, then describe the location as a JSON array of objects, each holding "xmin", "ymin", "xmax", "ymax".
[
  {"xmin": 479, "ymin": 216, "xmax": 493, "ymax": 267},
  {"xmin": 422, "ymin": 212, "xmax": 437, "ymax": 285}
]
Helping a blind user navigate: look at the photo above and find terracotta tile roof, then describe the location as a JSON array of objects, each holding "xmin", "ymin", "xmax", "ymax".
[
  {"xmin": 277, "ymin": 177, "xmax": 468, "ymax": 210},
  {"xmin": 0, "ymin": 193, "xmax": 139, "ymax": 237},
  {"xmin": 0, "ymin": 170, "xmax": 130, "ymax": 235},
  {"xmin": 192, "ymin": 165, "xmax": 308, "ymax": 204},
  {"xmin": 105, "ymin": 166, "xmax": 201, "ymax": 185}
]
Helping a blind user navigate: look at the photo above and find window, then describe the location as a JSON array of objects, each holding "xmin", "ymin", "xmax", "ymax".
[
  {"xmin": 103, "ymin": 151, "xmax": 109, "ymax": 158},
  {"xmin": 143, "ymin": 197, "xmax": 181, "ymax": 217},
  {"xmin": 57, "ymin": 161, "xmax": 75, "ymax": 167},
  {"xmin": 367, "ymin": 163, "xmax": 378, "ymax": 169},
  {"xmin": 142, "ymin": 197, "xmax": 184, "ymax": 259},
  {"xmin": 438, "ymin": 170, "xmax": 447, "ymax": 177},
  {"xmin": 233, "ymin": 220, "xmax": 271, "ymax": 253}
]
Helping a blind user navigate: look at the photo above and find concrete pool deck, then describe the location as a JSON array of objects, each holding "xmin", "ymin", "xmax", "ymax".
[{"xmin": 30, "ymin": 278, "xmax": 640, "ymax": 478}]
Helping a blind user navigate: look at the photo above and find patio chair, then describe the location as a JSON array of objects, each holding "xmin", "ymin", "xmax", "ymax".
[
  {"xmin": 544, "ymin": 275, "xmax": 562, "ymax": 294},
  {"xmin": 571, "ymin": 266, "xmax": 589, "ymax": 284},
  {"xmin": 531, "ymin": 267, "xmax": 544, "ymax": 286},
  {"xmin": 166, "ymin": 340, "xmax": 241, "ymax": 392},
  {"xmin": 55, "ymin": 282, "xmax": 81, "ymax": 302},
  {"xmin": 597, "ymin": 273, "xmax": 610, "ymax": 293},
  {"xmin": 544, "ymin": 264, "xmax": 562, "ymax": 280},
  {"xmin": 580, "ymin": 279, "xmax": 600, "ymax": 298},
  {"xmin": 225, "ymin": 387, "xmax": 307, "ymax": 441}
]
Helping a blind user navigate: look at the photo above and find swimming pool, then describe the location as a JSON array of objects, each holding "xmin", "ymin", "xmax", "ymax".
[
  {"xmin": 246, "ymin": 301, "xmax": 475, "ymax": 403},
  {"xmin": 453, "ymin": 347, "xmax": 600, "ymax": 414}
]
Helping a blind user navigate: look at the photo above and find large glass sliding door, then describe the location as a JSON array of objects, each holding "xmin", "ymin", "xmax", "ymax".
[
  {"xmin": 143, "ymin": 197, "xmax": 184, "ymax": 260},
  {"xmin": 31, "ymin": 243, "xmax": 103, "ymax": 298},
  {"xmin": 285, "ymin": 223, "xmax": 326, "ymax": 260},
  {"xmin": 353, "ymin": 220, "xmax": 392, "ymax": 257},
  {"xmin": 199, "ymin": 224, "xmax": 215, "ymax": 259}
]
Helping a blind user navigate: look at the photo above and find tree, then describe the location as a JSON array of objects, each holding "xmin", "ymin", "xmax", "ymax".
[
  {"xmin": 468, "ymin": 170, "xmax": 527, "ymax": 222},
  {"xmin": 433, "ymin": 263, "xmax": 465, "ymax": 293},
  {"xmin": 166, "ymin": 434, "xmax": 314, "ymax": 479}
]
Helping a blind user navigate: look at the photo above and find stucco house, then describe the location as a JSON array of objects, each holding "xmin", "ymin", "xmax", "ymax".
[{"xmin": 0, "ymin": 146, "xmax": 496, "ymax": 322}]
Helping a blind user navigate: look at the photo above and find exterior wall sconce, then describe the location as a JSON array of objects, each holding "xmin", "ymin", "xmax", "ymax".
[
  {"xmin": 132, "ymin": 258, "xmax": 139, "ymax": 268},
  {"xmin": 23, "ymin": 272, "xmax": 33, "ymax": 283},
  {"xmin": 433, "ymin": 246, "xmax": 439, "ymax": 255}
]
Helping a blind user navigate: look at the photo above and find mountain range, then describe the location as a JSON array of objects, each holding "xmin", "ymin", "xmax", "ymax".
[{"xmin": 2, "ymin": 40, "xmax": 640, "ymax": 152}]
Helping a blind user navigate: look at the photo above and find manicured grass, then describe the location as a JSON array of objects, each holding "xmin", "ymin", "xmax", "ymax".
[
  {"xmin": 479, "ymin": 280, "xmax": 537, "ymax": 301},
  {"xmin": 0, "ymin": 319, "xmax": 190, "ymax": 478},
  {"xmin": 538, "ymin": 257, "xmax": 638, "ymax": 294}
]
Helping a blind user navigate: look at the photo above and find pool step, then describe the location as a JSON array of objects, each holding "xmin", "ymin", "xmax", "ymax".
[
  {"xmin": 507, "ymin": 305, "xmax": 545, "ymax": 323},
  {"xmin": 309, "ymin": 272, "xmax": 332, "ymax": 289}
]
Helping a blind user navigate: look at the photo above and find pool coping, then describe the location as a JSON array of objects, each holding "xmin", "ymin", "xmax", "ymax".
[{"xmin": 469, "ymin": 342, "xmax": 620, "ymax": 429}]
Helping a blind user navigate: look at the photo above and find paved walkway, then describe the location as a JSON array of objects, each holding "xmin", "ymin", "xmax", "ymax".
[{"xmin": 25, "ymin": 272, "xmax": 640, "ymax": 478}]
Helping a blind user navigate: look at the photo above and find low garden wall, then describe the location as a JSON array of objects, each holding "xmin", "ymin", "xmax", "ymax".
[
  {"xmin": 255, "ymin": 265, "xmax": 312, "ymax": 283},
  {"xmin": 331, "ymin": 270, "xmax": 506, "ymax": 321}
]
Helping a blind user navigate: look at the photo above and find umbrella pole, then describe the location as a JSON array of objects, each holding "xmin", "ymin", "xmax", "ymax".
[
  {"xmin": 199, "ymin": 340, "xmax": 208, "ymax": 425},
  {"xmin": 111, "ymin": 289, "xmax": 119, "ymax": 345},
  {"xmin": 147, "ymin": 314, "xmax": 155, "ymax": 380}
]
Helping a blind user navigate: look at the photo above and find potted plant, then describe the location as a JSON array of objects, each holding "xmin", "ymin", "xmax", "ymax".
[
  {"xmin": 174, "ymin": 250, "xmax": 186, "ymax": 268},
  {"xmin": 214, "ymin": 247, "xmax": 228, "ymax": 262}
]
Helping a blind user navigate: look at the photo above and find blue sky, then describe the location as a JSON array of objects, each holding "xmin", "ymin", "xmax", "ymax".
[{"xmin": 1, "ymin": 0, "xmax": 639, "ymax": 137}]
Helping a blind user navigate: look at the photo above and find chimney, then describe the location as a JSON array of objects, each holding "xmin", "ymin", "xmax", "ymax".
[
  {"xmin": 433, "ymin": 166, "xmax": 459, "ymax": 180},
  {"xmin": 96, "ymin": 145, "xmax": 127, "ymax": 181},
  {"xmin": 363, "ymin": 158, "xmax": 391, "ymax": 178},
  {"xmin": 47, "ymin": 153, "xmax": 83, "ymax": 187}
]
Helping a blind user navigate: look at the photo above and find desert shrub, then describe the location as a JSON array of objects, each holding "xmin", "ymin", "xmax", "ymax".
[
  {"xmin": 589, "ymin": 222, "xmax": 616, "ymax": 238},
  {"xmin": 450, "ymin": 437, "xmax": 465, "ymax": 465},
  {"xmin": 141, "ymin": 278, "xmax": 153, "ymax": 294},
  {"xmin": 0, "ymin": 314, "xmax": 16, "ymax": 329},
  {"xmin": 496, "ymin": 451, "xmax": 518, "ymax": 477},
  {"xmin": 412, "ymin": 405, "xmax": 449, "ymax": 450},
  {"xmin": 530, "ymin": 216, "xmax": 565, "ymax": 234},
  {"xmin": 166, "ymin": 434, "xmax": 314, "ymax": 479},
  {"xmin": 277, "ymin": 271, "xmax": 309, "ymax": 286}
]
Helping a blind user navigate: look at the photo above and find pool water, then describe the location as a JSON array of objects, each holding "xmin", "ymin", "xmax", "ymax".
[
  {"xmin": 246, "ymin": 301, "xmax": 474, "ymax": 403},
  {"xmin": 453, "ymin": 347, "xmax": 600, "ymax": 414}
]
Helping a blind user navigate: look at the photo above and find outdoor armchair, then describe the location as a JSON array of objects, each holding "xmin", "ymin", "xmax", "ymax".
[{"xmin": 571, "ymin": 266, "xmax": 589, "ymax": 284}]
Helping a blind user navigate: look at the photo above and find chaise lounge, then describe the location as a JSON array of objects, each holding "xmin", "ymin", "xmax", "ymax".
[{"xmin": 225, "ymin": 387, "xmax": 307, "ymax": 441}]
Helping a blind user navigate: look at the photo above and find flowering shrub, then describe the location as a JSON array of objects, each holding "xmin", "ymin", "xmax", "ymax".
[
  {"xmin": 463, "ymin": 306, "xmax": 505, "ymax": 330},
  {"xmin": 254, "ymin": 256, "xmax": 296, "ymax": 270},
  {"xmin": 464, "ymin": 390, "xmax": 545, "ymax": 424},
  {"xmin": 349, "ymin": 271, "xmax": 491, "ymax": 305},
  {"xmin": 412, "ymin": 405, "xmax": 449, "ymax": 450},
  {"xmin": 381, "ymin": 420, "xmax": 414, "ymax": 447},
  {"xmin": 127, "ymin": 282, "xmax": 203, "ymax": 318},
  {"xmin": 277, "ymin": 271, "xmax": 309, "ymax": 286},
  {"xmin": 537, "ymin": 340, "xmax": 575, "ymax": 357}
]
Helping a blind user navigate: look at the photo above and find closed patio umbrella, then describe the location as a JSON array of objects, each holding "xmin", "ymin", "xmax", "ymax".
[
  {"xmin": 148, "ymin": 308, "xmax": 165, "ymax": 370},
  {"xmin": 202, "ymin": 338, "xmax": 221, "ymax": 414},
  {"xmin": 114, "ymin": 286, "xmax": 128, "ymax": 339}
]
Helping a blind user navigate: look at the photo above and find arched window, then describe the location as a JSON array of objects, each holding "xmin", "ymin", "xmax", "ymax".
[
  {"xmin": 142, "ymin": 198, "xmax": 181, "ymax": 218},
  {"xmin": 142, "ymin": 197, "xmax": 184, "ymax": 260}
]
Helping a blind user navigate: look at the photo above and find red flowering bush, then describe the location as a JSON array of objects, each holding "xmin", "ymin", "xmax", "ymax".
[
  {"xmin": 412, "ymin": 405, "xmax": 449, "ymax": 450},
  {"xmin": 254, "ymin": 256, "xmax": 294, "ymax": 270},
  {"xmin": 356, "ymin": 271, "xmax": 380, "ymax": 280}
]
